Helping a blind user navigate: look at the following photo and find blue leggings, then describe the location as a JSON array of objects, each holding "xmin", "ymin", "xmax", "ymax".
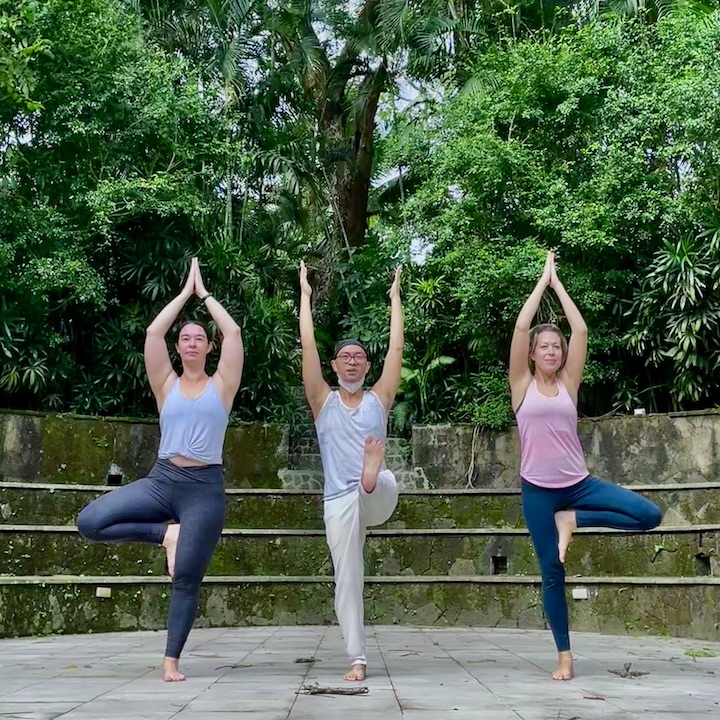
[
  {"xmin": 521, "ymin": 475, "xmax": 662, "ymax": 652},
  {"xmin": 77, "ymin": 460, "xmax": 225, "ymax": 659}
]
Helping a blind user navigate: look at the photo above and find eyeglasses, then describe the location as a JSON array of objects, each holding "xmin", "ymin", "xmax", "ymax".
[{"xmin": 336, "ymin": 353, "xmax": 367, "ymax": 363}]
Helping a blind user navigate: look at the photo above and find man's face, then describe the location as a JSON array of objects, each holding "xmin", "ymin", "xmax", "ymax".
[{"xmin": 331, "ymin": 344, "xmax": 370, "ymax": 383}]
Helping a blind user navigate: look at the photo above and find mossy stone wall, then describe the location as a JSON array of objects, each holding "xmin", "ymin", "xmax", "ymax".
[
  {"xmin": 413, "ymin": 411, "xmax": 720, "ymax": 488},
  {"xmin": 0, "ymin": 410, "xmax": 288, "ymax": 488}
]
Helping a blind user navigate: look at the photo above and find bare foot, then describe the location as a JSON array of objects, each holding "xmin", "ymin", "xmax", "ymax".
[
  {"xmin": 162, "ymin": 523, "xmax": 180, "ymax": 579},
  {"xmin": 554, "ymin": 510, "xmax": 577, "ymax": 563},
  {"xmin": 344, "ymin": 663, "xmax": 366, "ymax": 681},
  {"xmin": 163, "ymin": 656, "xmax": 185, "ymax": 682},
  {"xmin": 361, "ymin": 437, "xmax": 385, "ymax": 493},
  {"xmin": 552, "ymin": 651, "xmax": 574, "ymax": 681}
]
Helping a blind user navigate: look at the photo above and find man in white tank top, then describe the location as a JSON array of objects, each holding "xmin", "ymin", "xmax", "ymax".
[{"xmin": 299, "ymin": 261, "xmax": 404, "ymax": 682}]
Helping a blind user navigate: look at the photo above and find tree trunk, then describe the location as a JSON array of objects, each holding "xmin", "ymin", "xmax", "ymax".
[{"xmin": 321, "ymin": 64, "xmax": 387, "ymax": 248}]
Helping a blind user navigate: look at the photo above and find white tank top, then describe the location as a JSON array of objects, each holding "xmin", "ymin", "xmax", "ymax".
[{"xmin": 315, "ymin": 390, "xmax": 388, "ymax": 500}]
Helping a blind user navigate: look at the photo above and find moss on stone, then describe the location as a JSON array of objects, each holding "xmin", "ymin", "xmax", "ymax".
[
  {"xmin": 4, "ymin": 529, "xmax": 718, "ymax": 579},
  {"xmin": 39, "ymin": 416, "xmax": 115, "ymax": 484},
  {"xmin": 224, "ymin": 424, "xmax": 290, "ymax": 488}
]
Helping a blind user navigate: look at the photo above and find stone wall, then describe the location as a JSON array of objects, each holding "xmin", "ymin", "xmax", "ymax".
[
  {"xmin": 2, "ymin": 408, "xmax": 719, "ymax": 489},
  {"xmin": 0, "ymin": 410, "xmax": 288, "ymax": 488},
  {"xmin": 412, "ymin": 411, "xmax": 720, "ymax": 488}
]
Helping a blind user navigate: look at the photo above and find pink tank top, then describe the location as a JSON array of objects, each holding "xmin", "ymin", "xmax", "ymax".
[{"xmin": 515, "ymin": 379, "xmax": 588, "ymax": 488}]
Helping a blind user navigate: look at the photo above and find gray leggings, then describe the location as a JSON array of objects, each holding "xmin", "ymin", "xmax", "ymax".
[{"xmin": 77, "ymin": 460, "xmax": 225, "ymax": 658}]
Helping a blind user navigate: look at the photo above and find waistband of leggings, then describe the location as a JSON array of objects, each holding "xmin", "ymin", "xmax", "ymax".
[{"xmin": 154, "ymin": 458, "xmax": 224, "ymax": 484}]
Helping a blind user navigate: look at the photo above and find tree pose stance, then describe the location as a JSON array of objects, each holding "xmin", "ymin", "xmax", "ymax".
[
  {"xmin": 299, "ymin": 261, "xmax": 404, "ymax": 682},
  {"xmin": 509, "ymin": 252, "xmax": 661, "ymax": 681},
  {"xmin": 78, "ymin": 258, "xmax": 243, "ymax": 682}
]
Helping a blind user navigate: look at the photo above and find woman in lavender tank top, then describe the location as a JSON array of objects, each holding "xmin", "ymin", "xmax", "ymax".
[
  {"xmin": 78, "ymin": 258, "xmax": 243, "ymax": 682},
  {"xmin": 509, "ymin": 252, "xmax": 661, "ymax": 681}
]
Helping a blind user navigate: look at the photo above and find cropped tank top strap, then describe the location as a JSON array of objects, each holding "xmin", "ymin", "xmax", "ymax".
[
  {"xmin": 158, "ymin": 376, "xmax": 230, "ymax": 465},
  {"xmin": 515, "ymin": 378, "xmax": 588, "ymax": 489}
]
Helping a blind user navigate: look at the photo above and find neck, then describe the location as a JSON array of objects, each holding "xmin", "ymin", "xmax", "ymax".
[
  {"xmin": 534, "ymin": 370, "xmax": 557, "ymax": 385},
  {"xmin": 180, "ymin": 365, "xmax": 208, "ymax": 382},
  {"xmin": 338, "ymin": 386, "xmax": 364, "ymax": 403}
]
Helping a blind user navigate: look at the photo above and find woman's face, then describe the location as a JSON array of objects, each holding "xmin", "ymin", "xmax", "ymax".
[
  {"xmin": 175, "ymin": 323, "xmax": 210, "ymax": 365},
  {"xmin": 531, "ymin": 330, "xmax": 564, "ymax": 374}
]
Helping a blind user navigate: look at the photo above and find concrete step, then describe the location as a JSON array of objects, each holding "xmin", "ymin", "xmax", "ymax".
[
  {"xmin": 2, "ymin": 481, "xmax": 718, "ymax": 529},
  {"xmin": 276, "ymin": 467, "xmax": 428, "ymax": 490},
  {"xmin": 1, "ymin": 574, "xmax": 719, "ymax": 641},
  {"xmin": 3, "ymin": 524, "xmax": 719, "ymax": 578}
]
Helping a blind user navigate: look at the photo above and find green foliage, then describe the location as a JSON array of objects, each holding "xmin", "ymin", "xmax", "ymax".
[
  {"xmin": 375, "ymin": 8, "xmax": 720, "ymax": 421},
  {"xmin": 0, "ymin": 0, "xmax": 50, "ymax": 120},
  {"xmin": 625, "ymin": 223, "xmax": 720, "ymax": 406},
  {"xmin": 3, "ymin": 1, "xmax": 720, "ymax": 430}
]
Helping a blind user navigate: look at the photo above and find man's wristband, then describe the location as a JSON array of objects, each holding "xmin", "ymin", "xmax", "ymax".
[{"xmin": 200, "ymin": 293, "xmax": 212, "ymax": 303}]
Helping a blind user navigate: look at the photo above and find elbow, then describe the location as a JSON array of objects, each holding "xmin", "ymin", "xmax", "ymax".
[{"xmin": 226, "ymin": 325, "xmax": 242, "ymax": 341}]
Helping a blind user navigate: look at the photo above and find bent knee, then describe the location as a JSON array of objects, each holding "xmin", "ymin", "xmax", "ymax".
[
  {"xmin": 77, "ymin": 508, "xmax": 104, "ymax": 541},
  {"xmin": 640, "ymin": 503, "xmax": 662, "ymax": 531}
]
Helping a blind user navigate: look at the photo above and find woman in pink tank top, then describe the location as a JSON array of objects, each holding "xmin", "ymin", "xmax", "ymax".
[{"xmin": 509, "ymin": 252, "xmax": 661, "ymax": 682}]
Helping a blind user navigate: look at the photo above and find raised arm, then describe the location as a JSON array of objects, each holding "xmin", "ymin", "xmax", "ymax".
[
  {"xmin": 509, "ymin": 252, "xmax": 552, "ymax": 411},
  {"xmin": 194, "ymin": 259, "xmax": 244, "ymax": 410},
  {"xmin": 144, "ymin": 261, "xmax": 195, "ymax": 408},
  {"xmin": 372, "ymin": 266, "xmax": 404, "ymax": 411},
  {"xmin": 299, "ymin": 261, "xmax": 331, "ymax": 418},
  {"xmin": 550, "ymin": 256, "xmax": 587, "ymax": 400}
]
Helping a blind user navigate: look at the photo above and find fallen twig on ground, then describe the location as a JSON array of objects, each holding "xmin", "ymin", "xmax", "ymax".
[
  {"xmin": 608, "ymin": 663, "xmax": 649, "ymax": 678},
  {"xmin": 299, "ymin": 683, "xmax": 368, "ymax": 696}
]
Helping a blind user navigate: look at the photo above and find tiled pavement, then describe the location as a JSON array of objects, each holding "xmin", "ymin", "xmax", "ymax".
[{"xmin": 1, "ymin": 626, "xmax": 719, "ymax": 719}]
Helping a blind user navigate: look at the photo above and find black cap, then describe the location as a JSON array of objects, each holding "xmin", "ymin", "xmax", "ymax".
[{"xmin": 334, "ymin": 338, "xmax": 368, "ymax": 357}]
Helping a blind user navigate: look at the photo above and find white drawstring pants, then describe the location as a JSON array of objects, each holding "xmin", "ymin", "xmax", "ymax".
[{"xmin": 323, "ymin": 470, "xmax": 398, "ymax": 665}]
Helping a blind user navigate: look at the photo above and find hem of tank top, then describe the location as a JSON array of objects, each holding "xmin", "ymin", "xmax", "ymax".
[
  {"xmin": 158, "ymin": 454, "xmax": 223, "ymax": 467},
  {"xmin": 520, "ymin": 474, "xmax": 590, "ymax": 489},
  {"xmin": 323, "ymin": 484, "xmax": 360, "ymax": 502}
]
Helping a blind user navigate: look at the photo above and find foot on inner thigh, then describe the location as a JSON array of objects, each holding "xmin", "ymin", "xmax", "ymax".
[
  {"xmin": 162, "ymin": 523, "xmax": 180, "ymax": 579},
  {"xmin": 552, "ymin": 651, "xmax": 574, "ymax": 681},
  {"xmin": 163, "ymin": 656, "xmax": 185, "ymax": 682},
  {"xmin": 361, "ymin": 437, "xmax": 385, "ymax": 493},
  {"xmin": 344, "ymin": 663, "xmax": 366, "ymax": 681},
  {"xmin": 554, "ymin": 510, "xmax": 577, "ymax": 563}
]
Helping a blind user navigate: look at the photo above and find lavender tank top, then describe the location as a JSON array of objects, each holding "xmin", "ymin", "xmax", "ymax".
[
  {"xmin": 515, "ymin": 379, "xmax": 588, "ymax": 488},
  {"xmin": 158, "ymin": 377, "xmax": 229, "ymax": 465}
]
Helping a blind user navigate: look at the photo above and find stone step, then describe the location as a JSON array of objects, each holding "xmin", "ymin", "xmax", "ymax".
[
  {"xmin": 3, "ymin": 525, "xmax": 719, "ymax": 579},
  {"xmin": 1, "ymin": 574, "xmax": 719, "ymax": 641},
  {"xmin": 2, "ymin": 481, "xmax": 718, "ymax": 529},
  {"xmin": 276, "ymin": 467, "xmax": 428, "ymax": 490}
]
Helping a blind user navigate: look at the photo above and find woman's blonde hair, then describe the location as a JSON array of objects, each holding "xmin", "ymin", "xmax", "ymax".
[{"xmin": 528, "ymin": 323, "xmax": 568, "ymax": 373}]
